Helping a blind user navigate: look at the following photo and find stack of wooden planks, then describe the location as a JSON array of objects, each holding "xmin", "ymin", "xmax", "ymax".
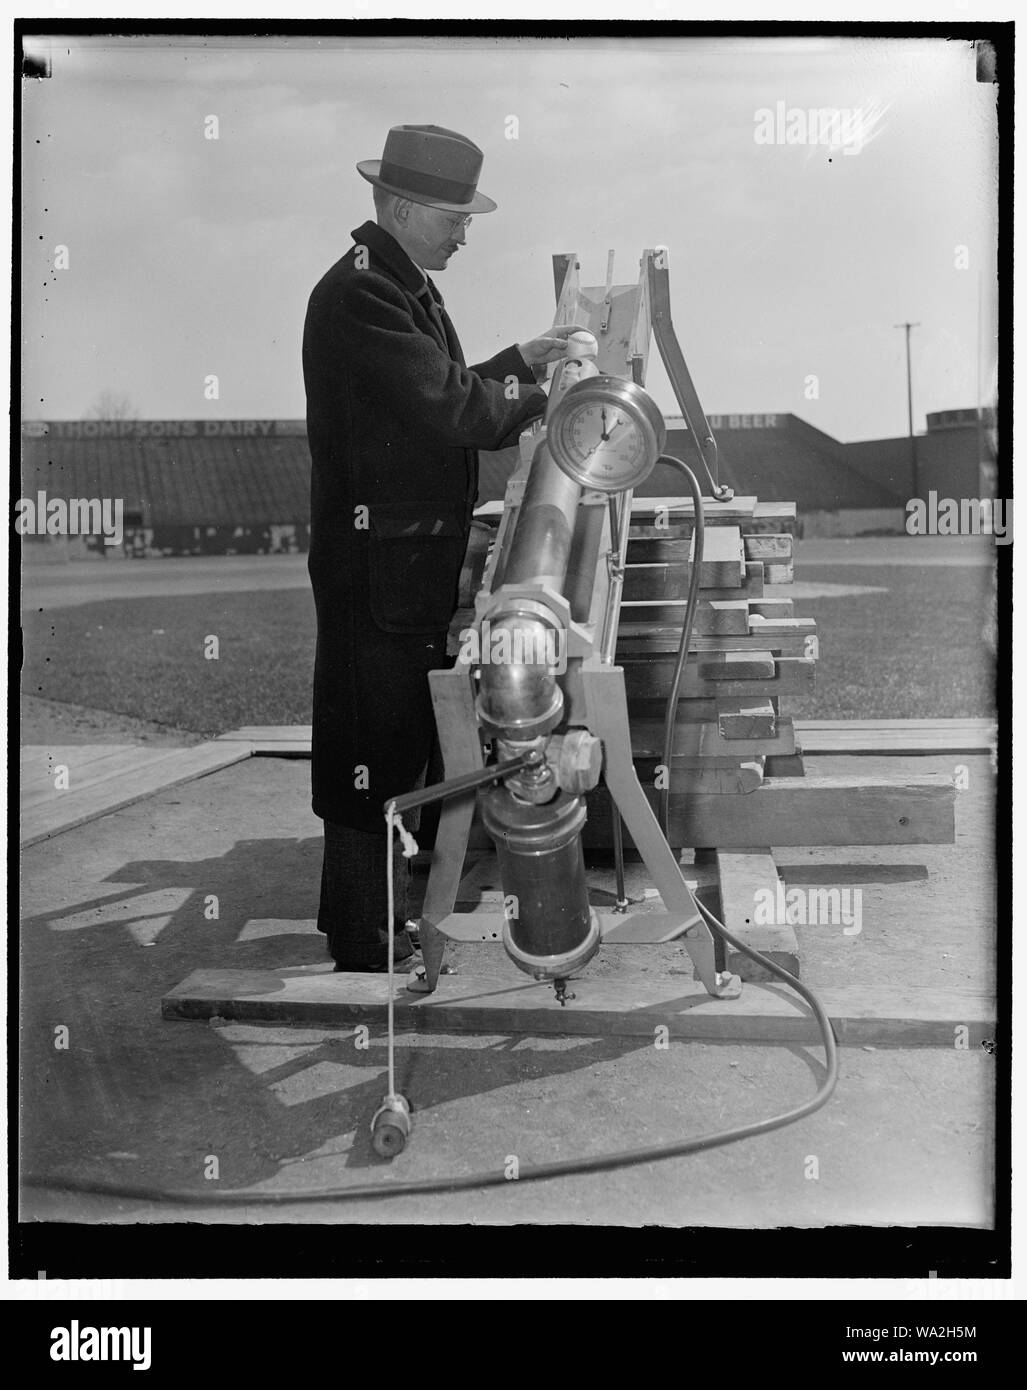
[
  {"xmin": 580, "ymin": 493, "xmax": 956, "ymax": 979},
  {"xmin": 617, "ymin": 494, "xmax": 808, "ymax": 801}
]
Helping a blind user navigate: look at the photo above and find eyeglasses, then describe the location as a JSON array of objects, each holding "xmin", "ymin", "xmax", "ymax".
[{"xmin": 443, "ymin": 213, "xmax": 473, "ymax": 232}]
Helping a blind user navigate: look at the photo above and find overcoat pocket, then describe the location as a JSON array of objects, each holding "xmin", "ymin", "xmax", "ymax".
[{"xmin": 367, "ymin": 501, "xmax": 467, "ymax": 634}]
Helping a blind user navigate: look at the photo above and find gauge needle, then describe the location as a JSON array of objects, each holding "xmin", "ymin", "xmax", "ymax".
[{"xmin": 582, "ymin": 414, "xmax": 626, "ymax": 461}]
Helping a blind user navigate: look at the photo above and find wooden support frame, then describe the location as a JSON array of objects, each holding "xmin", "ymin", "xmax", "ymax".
[
  {"xmin": 163, "ymin": 964, "xmax": 997, "ymax": 1049},
  {"xmin": 412, "ymin": 245, "xmax": 957, "ymax": 1010},
  {"xmin": 416, "ymin": 487, "xmax": 740, "ymax": 998}
]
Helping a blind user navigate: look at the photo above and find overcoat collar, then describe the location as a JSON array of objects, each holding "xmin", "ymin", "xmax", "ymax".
[
  {"xmin": 350, "ymin": 220, "xmax": 446, "ymax": 307},
  {"xmin": 351, "ymin": 219, "xmax": 453, "ymax": 351}
]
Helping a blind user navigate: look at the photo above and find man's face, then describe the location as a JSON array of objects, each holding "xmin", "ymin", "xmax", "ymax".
[{"xmin": 402, "ymin": 203, "xmax": 472, "ymax": 272}]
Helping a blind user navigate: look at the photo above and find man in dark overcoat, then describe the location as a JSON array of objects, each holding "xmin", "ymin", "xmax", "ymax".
[{"xmin": 303, "ymin": 124, "xmax": 575, "ymax": 971}]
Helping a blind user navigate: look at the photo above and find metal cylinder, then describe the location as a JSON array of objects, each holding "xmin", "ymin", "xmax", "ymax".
[
  {"xmin": 476, "ymin": 612, "xmax": 564, "ymax": 741},
  {"xmin": 480, "ymin": 785, "xmax": 600, "ymax": 981},
  {"xmin": 502, "ymin": 445, "xmax": 582, "ymax": 592},
  {"xmin": 499, "ymin": 355, "xmax": 601, "ymax": 597}
]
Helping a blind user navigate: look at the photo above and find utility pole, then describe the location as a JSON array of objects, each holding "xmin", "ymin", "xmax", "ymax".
[{"xmin": 894, "ymin": 322, "xmax": 920, "ymax": 497}]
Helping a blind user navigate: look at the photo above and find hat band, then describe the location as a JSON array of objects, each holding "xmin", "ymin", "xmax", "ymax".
[{"xmin": 378, "ymin": 160, "xmax": 476, "ymax": 206}]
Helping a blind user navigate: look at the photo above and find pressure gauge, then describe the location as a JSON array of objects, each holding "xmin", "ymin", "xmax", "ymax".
[{"xmin": 546, "ymin": 375, "xmax": 666, "ymax": 493}]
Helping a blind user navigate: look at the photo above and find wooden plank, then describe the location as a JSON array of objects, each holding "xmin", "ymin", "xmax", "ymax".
[
  {"xmin": 747, "ymin": 616, "xmax": 816, "ymax": 641},
  {"xmin": 618, "ymin": 628, "xmax": 813, "ymax": 657},
  {"xmin": 627, "ymin": 501, "xmax": 798, "ymax": 541},
  {"xmin": 748, "ymin": 599, "xmax": 794, "ymax": 619},
  {"xmin": 699, "ymin": 649, "xmax": 778, "ymax": 679},
  {"xmin": 626, "ymin": 546, "xmax": 765, "ymax": 599},
  {"xmin": 212, "ymin": 719, "xmax": 996, "ymax": 761},
  {"xmin": 634, "ymin": 754, "xmax": 765, "ymax": 788},
  {"xmin": 700, "ymin": 526, "xmax": 743, "ymax": 588},
  {"xmin": 583, "ymin": 774, "xmax": 956, "ymax": 848},
  {"xmin": 631, "ymin": 716, "xmax": 794, "ymax": 759},
  {"xmin": 20, "ymin": 742, "xmax": 253, "ymax": 847},
  {"xmin": 765, "ymin": 561, "xmax": 794, "ymax": 584},
  {"xmin": 717, "ymin": 700, "xmax": 777, "ymax": 740},
  {"xmin": 20, "ymin": 745, "xmax": 180, "ymax": 809},
  {"xmin": 698, "ymin": 566, "xmax": 766, "ymax": 600},
  {"xmin": 19, "ymin": 743, "xmax": 144, "ymax": 775},
  {"xmin": 631, "ymin": 754, "xmax": 769, "ymax": 773},
  {"xmin": 763, "ymin": 752, "xmax": 806, "ymax": 777},
  {"xmin": 702, "ymin": 599, "xmax": 752, "ymax": 634},
  {"xmin": 622, "ymin": 564, "xmax": 689, "ymax": 601},
  {"xmin": 499, "ymin": 498, "xmax": 792, "ymax": 539},
  {"xmin": 619, "ymin": 633, "xmax": 811, "ymax": 658},
  {"xmin": 217, "ymin": 725, "xmax": 312, "ymax": 742},
  {"xmin": 620, "ymin": 650, "xmax": 777, "ymax": 679},
  {"xmin": 743, "ymin": 533, "xmax": 793, "ymax": 561},
  {"xmin": 623, "ymin": 568, "xmax": 760, "ymax": 611},
  {"xmin": 622, "ymin": 525, "xmax": 744, "ymax": 587},
  {"xmin": 623, "ymin": 655, "xmax": 816, "ymax": 702},
  {"xmin": 662, "ymin": 761, "xmax": 765, "ymax": 795},
  {"xmin": 794, "ymin": 719, "xmax": 997, "ymax": 755},
  {"xmin": 162, "ymin": 964, "xmax": 995, "ymax": 1047},
  {"xmin": 619, "ymin": 599, "xmax": 750, "ymax": 634},
  {"xmin": 633, "ymin": 750, "xmax": 772, "ymax": 783},
  {"xmin": 715, "ymin": 851, "xmax": 800, "ymax": 980},
  {"xmin": 632, "ymin": 703, "xmax": 782, "ymax": 735},
  {"xmin": 628, "ymin": 696, "xmax": 738, "ymax": 723},
  {"xmin": 752, "ymin": 501, "xmax": 799, "ymax": 536},
  {"xmin": 630, "ymin": 495, "xmax": 757, "ymax": 521}
]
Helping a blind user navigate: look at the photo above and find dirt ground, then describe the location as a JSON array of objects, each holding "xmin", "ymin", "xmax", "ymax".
[
  {"xmin": 16, "ymin": 540, "xmax": 999, "ymax": 1242},
  {"xmin": 20, "ymin": 693, "xmax": 205, "ymax": 747},
  {"xmin": 19, "ymin": 751, "xmax": 996, "ymax": 1231}
]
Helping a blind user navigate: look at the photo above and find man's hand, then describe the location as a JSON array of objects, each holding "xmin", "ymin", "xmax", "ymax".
[{"xmin": 516, "ymin": 324, "xmax": 584, "ymax": 368}]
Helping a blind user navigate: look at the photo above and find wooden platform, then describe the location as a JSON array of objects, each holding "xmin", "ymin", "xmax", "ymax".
[
  {"xmin": 18, "ymin": 721, "xmax": 990, "ymax": 850},
  {"xmin": 162, "ymin": 962, "xmax": 996, "ymax": 1049},
  {"xmin": 19, "ymin": 741, "xmax": 252, "ymax": 847},
  {"xmin": 212, "ymin": 718, "xmax": 997, "ymax": 758}
]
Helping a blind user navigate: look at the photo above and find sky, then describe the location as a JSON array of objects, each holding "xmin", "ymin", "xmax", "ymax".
[{"xmin": 21, "ymin": 33, "xmax": 999, "ymax": 441}]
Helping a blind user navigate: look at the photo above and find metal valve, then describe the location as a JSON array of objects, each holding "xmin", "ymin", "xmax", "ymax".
[{"xmin": 548, "ymin": 729, "xmax": 603, "ymax": 795}]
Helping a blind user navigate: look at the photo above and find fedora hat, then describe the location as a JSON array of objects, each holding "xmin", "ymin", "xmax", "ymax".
[{"xmin": 357, "ymin": 124, "xmax": 497, "ymax": 214}]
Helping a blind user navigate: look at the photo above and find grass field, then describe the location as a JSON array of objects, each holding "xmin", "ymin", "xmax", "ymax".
[
  {"xmin": 21, "ymin": 560, "xmax": 997, "ymax": 734},
  {"xmin": 787, "ymin": 563, "xmax": 997, "ymax": 720}
]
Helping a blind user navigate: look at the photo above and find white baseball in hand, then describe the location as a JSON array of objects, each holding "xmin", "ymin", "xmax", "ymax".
[{"xmin": 567, "ymin": 330, "xmax": 598, "ymax": 358}]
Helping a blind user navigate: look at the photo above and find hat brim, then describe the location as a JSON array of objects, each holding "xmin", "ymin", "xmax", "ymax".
[{"xmin": 356, "ymin": 161, "xmax": 497, "ymax": 214}]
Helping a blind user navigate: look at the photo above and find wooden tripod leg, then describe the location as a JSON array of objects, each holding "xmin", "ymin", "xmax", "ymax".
[
  {"xmin": 413, "ymin": 792, "xmax": 476, "ymax": 991},
  {"xmin": 407, "ymin": 665, "xmax": 482, "ymax": 994},
  {"xmin": 582, "ymin": 661, "xmax": 741, "ymax": 999}
]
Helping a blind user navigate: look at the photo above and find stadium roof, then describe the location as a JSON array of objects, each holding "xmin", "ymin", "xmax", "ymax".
[
  {"xmin": 21, "ymin": 421, "xmax": 310, "ymax": 527},
  {"xmin": 480, "ymin": 412, "xmax": 905, "ymax": 509},
  {"xmin": 22, "ymin": 411, "xmax": 917, "ymax": 527}
]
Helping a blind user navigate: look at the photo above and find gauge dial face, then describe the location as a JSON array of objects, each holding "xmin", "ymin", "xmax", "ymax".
[
  {"xmin": 557, "ymin": 402, "xmax": 647, "ymax": 489},
  {"xmin": 547, "ymin": 377, "xmax": 664, "ymax": 492}
]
